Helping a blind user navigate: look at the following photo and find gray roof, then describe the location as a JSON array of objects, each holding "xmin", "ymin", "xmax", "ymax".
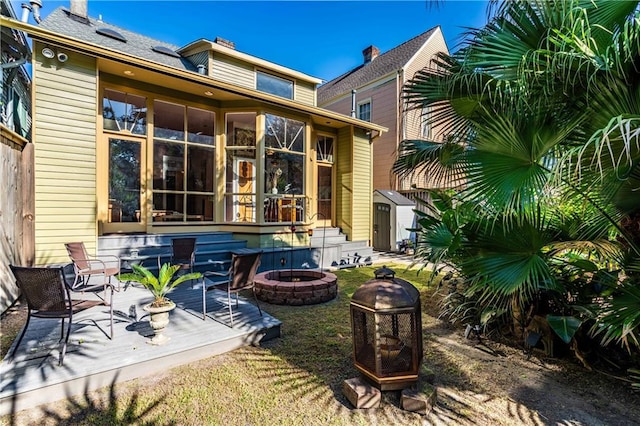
[
  {"xmin": 374, "ymin": 190, "xmax": 415, "ymax": 206},
  {"xmin": 39, "ymin": 7, "xmax": 196, "ymax": 72},
  {"xmin": 317, "ymin": 27, "xmax": 438, "ymax": 105}
]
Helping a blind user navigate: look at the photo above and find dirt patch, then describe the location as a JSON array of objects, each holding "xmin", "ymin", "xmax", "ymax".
[
  {"xmin": 420, "ymin": 290, "xmax": 640, "ymax": 425},
  {"xmin": 0, "ymin": 298, "xmax": 26, "ymax": 359}
]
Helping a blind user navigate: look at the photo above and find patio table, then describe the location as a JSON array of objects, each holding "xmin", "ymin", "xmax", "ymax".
[{"xmin": 120, "ymin": 254, "xmax": 153, "ymax": 290}]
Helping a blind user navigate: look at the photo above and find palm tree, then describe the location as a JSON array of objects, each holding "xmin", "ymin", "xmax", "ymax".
[{"xmin": 395, "ymin": 0, "xmax": 640, "ymax": 356}]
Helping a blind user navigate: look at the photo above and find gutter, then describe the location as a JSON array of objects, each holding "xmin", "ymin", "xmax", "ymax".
[{"xmin": 1, "ymin": 16, "xmax": 387, "ymax": 135}]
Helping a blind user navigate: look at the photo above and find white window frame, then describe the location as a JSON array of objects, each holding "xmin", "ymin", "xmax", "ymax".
[{"xmin": 357, "ymin": 99, "xmax": 371, "ymax": 122}]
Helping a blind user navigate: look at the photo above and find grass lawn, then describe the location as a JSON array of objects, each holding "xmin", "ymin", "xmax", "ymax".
[
  {"xmin": 5, "ymin": 263, "xmax": 640, "ymax": 425},
  {"xmin": 3, "ymin": 264, "xmax": 436, "ymax": 425}
]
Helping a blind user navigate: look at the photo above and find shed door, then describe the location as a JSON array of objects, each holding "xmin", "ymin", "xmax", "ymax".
[{"xmin": 373, "ymin": 203, "xmax": 391, "ymax": 251}]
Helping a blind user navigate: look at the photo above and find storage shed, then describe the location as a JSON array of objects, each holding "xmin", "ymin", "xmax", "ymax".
[{"xmin": 372, "ymin": 190, "xmax": 416, "ymax": 252}]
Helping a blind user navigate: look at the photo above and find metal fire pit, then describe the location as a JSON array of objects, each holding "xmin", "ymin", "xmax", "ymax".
[{"xmin": 350, "ymin": 265, "xmax": 423, "ymax": 390}]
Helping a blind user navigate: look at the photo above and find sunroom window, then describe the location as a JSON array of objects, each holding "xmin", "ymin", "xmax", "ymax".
[
  {"xmin": 152, "ymin": 101, "xmax": 215, "ymax": 222},
  {"xmin": 103, "ymin": 89, "xmax": 147, "ymax": 135},
  {"xmin": 264, "ymin": 113, "xmax": 305, "ymax": 223},
  {"xmin": 225, "ymin": 112, "xmax": 257, "ymax": 222}
]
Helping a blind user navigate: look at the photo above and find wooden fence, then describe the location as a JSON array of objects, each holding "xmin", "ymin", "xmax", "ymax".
[{"xmin": 1, "ymin": 124, "xmax": 34, "ymax": 313}]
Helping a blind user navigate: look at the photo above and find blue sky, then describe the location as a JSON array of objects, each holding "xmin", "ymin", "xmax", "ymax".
[{"xmin": 13, "ymin": 0, "xmax": 490, "ymax": 81}]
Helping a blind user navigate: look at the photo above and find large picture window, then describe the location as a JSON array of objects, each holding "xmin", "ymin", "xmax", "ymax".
[
  {"xmin": 264, "ymin": 113, "xmax": 305, "ymax": 223},
  {"xmin": 152, "ymin": 101, "xmax": 215, "ymax": 222}
]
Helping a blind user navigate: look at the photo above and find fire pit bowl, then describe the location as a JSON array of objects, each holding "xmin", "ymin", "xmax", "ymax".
[
  {"xmin": 379, "ymin": 335, "xmax": 403, "ymax": 358},
  {"xmin": 254, "ymin": 269, "xmax": 338, "ymax": 305}
]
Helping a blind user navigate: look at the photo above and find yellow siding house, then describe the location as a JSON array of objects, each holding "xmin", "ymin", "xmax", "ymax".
[{"xmin": 1, "ymin": 3, "xmax": 385, "ymax": 265}]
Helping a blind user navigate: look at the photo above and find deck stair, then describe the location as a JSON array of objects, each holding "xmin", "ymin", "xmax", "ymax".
[
  {"xmin": 98, "ymin": 232, "xmax": 246, "ymax": 276},
  {"xmin": 97, "ymin": 229, "xmax": 378, "ymax": 277},
  {"xmin": 309, "ymin": 227, "xmax": 376, "ymax": 269}
]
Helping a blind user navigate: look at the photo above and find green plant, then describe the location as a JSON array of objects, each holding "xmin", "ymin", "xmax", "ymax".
[
  {"xmin": 394, "ymin": 0, "xmax": 640, "ymax": 357},
  {"xmin": 119, "ymin": 263, "xmax": 202, "ymax": 307}
]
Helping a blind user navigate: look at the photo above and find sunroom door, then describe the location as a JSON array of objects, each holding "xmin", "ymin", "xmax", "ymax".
[
  {"xmin": 316, "ymin": 135, "xmax": 334, "ymax": 227},
  {"xmin": 316, "ymin": 163, "xmax": 332, "ymax": 226},
  {"xmin": 103, "ymin": 136, "xmax": 147, "ymax": 233},
  {"xmin": 234, "ymin": 157, "xmax": 256, "ymax": 222}
]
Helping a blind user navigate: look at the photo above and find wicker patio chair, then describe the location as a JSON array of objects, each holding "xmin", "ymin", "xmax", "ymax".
[
  {"xmin": 8, "ymin": 265, "xmax": 114, "ymax": 366},
  {"xmin": 65, "ymin": 241, "xmax": 121, "ymax": 290},
  {"xmin": 203, "ymin": 250, "xmax": 263, "ymax": 326}
]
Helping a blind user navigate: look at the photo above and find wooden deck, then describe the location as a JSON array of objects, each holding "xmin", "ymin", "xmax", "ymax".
[{"xmin": 0, "ymin": 278, "xmax": 281, "ymax": 415}]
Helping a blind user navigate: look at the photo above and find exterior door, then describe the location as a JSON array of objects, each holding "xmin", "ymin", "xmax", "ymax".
[
  {"xmin": 315, "ymin": 135, "xmax": 334, "ymax": 226},
  {"xmin": 316, "ymin": 163, "xmax": 332, "ymax": 226},
  {"xmin": 373, "ymin": 203, "xmax": 391, "ymax": 251},
  {"xmin": 234, "ymin": 157, "xmax": 255, "ymax": 222},
  {"xmin": 103, "ymin": 136, "xmax": 147, "ymax": 233}
]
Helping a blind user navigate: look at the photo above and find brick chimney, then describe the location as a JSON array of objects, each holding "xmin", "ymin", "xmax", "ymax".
[
  {"xmin": 214, "ymin": 37, "xmax": 235, "ymax": 50},
  {"xmin": 69, "ymin": 0, "xmax": 89, "ymax": 23},
  {"xmin": 363, "ymin": 45, "xmax": 380, "ymax": 64},
  {"xmin": 70, "ymin": 0, "xmax": 87, "ymax": 18}
]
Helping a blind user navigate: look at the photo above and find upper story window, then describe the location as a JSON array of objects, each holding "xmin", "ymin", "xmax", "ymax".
[
  {"xmin": 421, "ymin": 106, "xmax": 431, "ymax": 139},
  {"xmin": 358, "ymin": 100, "xmax": 371, "ymax": 122},
  {"xmin": 257, "ymin": 71, "xmax": 294, "ymax": 99},
  {"xmin": 103, "ymin": 89, "xmax": 147, "ymax": 135}
]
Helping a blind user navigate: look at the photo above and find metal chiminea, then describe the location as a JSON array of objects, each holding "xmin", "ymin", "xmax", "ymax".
[{"xmin": 350, "ymin": 265, "xmax": 423, "ymax": 390}]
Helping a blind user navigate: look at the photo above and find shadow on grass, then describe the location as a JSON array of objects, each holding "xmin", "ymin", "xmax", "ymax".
[
  {"xmin": 236, "ymin": 264, "xmax": 438, "ymax": 424},
  {"xmin": 4, "ymin": 374, "xmax": 170, "ymax": 425}
]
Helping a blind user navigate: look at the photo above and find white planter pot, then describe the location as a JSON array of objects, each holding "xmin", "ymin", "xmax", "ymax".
[{"xmin": 143, "ymin": 300, "xmax": 176, "ymax": 345}]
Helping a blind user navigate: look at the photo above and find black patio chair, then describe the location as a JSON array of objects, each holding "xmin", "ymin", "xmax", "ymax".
[
  {"xmin": 203, "ymin": 250, "xmax": 263, "ymax": 326},
  {"xmin": 8, "ymin": 265, "xmax": 114, "ymax": 366},
  {"xmin": 164, "ymin": 237, "xmax": 197, "ymax": 287}
]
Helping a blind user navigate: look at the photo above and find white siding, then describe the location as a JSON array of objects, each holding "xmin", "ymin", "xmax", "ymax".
[{"xmin": 403, "ymin": 28, "xmax": 448, "ymax": 142}]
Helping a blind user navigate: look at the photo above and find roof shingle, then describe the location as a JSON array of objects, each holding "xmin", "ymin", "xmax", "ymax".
[
  {"xmin": 39, "ymin": 7, "xmax": 196, "ymax": 72},
  {"xmin": 318, "ymin": 27, "xmax": 439, "ymax": 105}
]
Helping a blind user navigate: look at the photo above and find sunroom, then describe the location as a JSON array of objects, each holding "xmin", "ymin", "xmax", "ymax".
[{"xmin": 3, "ymin": 5, "xmax": 385, "ymax": 265}]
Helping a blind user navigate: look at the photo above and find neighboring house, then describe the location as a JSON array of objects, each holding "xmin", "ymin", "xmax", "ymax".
[
  {"xmin": 1, "ymin": 2, "xmax": 386, "ymax": 265},
  {"xmin": 1, "ymin": 0, "xmax": 32, "ymax": 139},
  {"xmin": 318, "ymin": 26, "xmax": 449, "ymax": 194}
]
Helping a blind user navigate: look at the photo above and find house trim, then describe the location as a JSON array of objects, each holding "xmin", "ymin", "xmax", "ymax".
[
  {"xmin": 402, "ymin": 26, "xmax": 445, "ymax": 79},
  {"xmin": 319, "ymin": 72, "xmax": 397, "ymax": 108},
  {"xmin": 1, "ymin": 16, "xmax": 387, "ymax": 135}
]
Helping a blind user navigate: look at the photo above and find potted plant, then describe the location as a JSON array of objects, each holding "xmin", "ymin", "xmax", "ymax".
[{"xmin": 119, "ymin": 263, "xmax": 202, "ymax": 345}]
